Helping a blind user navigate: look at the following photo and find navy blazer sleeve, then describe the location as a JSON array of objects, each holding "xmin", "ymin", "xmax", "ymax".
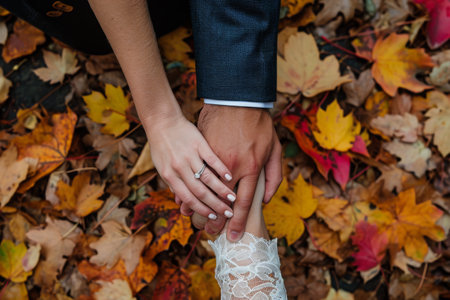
[{"xmin": 190, "ymin": 0, "xmax": 280, "ymax": 103}]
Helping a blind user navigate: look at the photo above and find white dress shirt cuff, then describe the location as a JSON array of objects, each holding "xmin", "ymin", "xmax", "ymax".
[{"xmin": 204, "ymin": 98, "xmax": 274, "ymax": 108}]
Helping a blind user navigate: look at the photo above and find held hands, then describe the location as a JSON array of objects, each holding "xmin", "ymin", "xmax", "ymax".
[{"xmin": 190, "ymin": 104, "xmax": 282, "ymax": 242}]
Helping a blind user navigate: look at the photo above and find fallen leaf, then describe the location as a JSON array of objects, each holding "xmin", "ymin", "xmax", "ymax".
[
  {"xmin": 1, "ymin": 282, "xmax": 28, "ymax": 300},
  {"xmin": 383, "ymin": 139, "xmax": 432, "ymax": 177},
  {"xmin": 12, "ymin": 109, "xmax": 77, "ymax": 193},
  {"xmin": 158, "ymin": 27, "xmax": 194, "ymax": 68},
  {"xmin": 423, "ymin": 90, "xmax": 450, "ymax": 156},
  {"xmin": 415, "ymin": 0, "xmax": 450, "ymax": 49},
  {"xmin": 153, "ymin": 262, "xmax": 191, "ymax": 300},
  {"xmin": 351, "ymin": 31, "xmax": 376, "ymax": 61},
  {"xmin": 277, "ymin": 32, "xmax": 352, "ymax": 97},
  {"xmin": 0, "ymin": 67, "xmax": 12, "ymax": 104},
  {"xmin": 307, "ymin": 219, "xmax": 347, "ymax": 262},
  {"xmin": 83, "ymin": 84, "xmax": 131, "ymax": 137},
  {"xmin": 369, "ymin": 189, "xmax": 445, "ymax": 262},
  {"xmin": 263, "ymin": 174, "xmax": 318, "ymax": 245},
  {"xmin": 55, "ymin": 172, "xmax": 105, "ymax": 218},
  {"xmin": 33, "ymin": 48, "xmax": 80, "ymax": 84},
  {"xmin": 0, "ymin": 240, "xmax": 33, "ymax": 282},
  {"xmin": 89, "ymin": 220, "xmax": 151, "ymax": 275},
  {"xmin": 187, "ymin": 258, "xmax": 220, "ymax": 300},
  {"xmin": 371, "ymin": 33, "xmax": 434, "ymax": 96},
  {"xmin": 370, "ymin": 113, "xmax": 421, "ymax": 143},
  {"xmin": 128, "ymin": 256, "xmax": 158, "ymax": 293},
  {"xmin": 2, "ymin": 19, "xmax": 45, "ymax": 62},
  {"xmin": 92, "ymin": 134, "xmax": 137, "ymax": 171},
  {"xmin": 316, "ymin": 196, "xmax": 354, "ymax": 242},
  {"xmin": 7, "ymin": 213, "xmax": 32, "ymax": 243},
  {"xmin": 96, "ymin": 195, "xmax": 130, "ymax": 227},
  {"xmin": 315, "ymin": 0, "xmax": 363, "ymax": 25},
  {"xmin": 350, "ymin": 221, "xmax": 388, "ymax": 271},
  {"xmin": 281, "ymin": 0, "xmax": 314, "ymax": 17},
  {"xmin": 343, "ymin": 69, "xmax": 375, "ymax": 106},
  {"xmin": 128, "ymin": 142, "xmax": 154, "ymax": 180},
  {"xmin": 429, "ymin": 61, "xmax": 450, "ymax": 92},
  {"xmin": 0, "ymin": 21, "xmax": 7, "ymax": 44},
  {"xmin": 312, "ymin": 99, "xmax": 361, "ymax": 152},
  {"xmin": 94, "ymin": 279, "xmax": 136, "ymax": 300}
]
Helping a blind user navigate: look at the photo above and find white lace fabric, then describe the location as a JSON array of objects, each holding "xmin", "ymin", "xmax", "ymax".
[{"xmin": 209, "ymin": 232, "xmax": 287, "ymax": 300}]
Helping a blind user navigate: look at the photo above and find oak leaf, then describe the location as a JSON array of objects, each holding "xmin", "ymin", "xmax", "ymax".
[
  {"xmin": 55, "ymin": 172, "xmax": 105, "ymax": 217},
  {"xmin": 315, "ymin": 0, "xmax": 363, "ymax": 25},
  {"xmin": 33, "ymin": 48, "xmax": 80, "ymax": 84},
  {"xmin": 277, "ymin": 32, "xmax": 352, "ymax": 97},
  {"xmin": 371, "ymin": 33, "xmax": 434, "ymax": 96},
  {"xmin": 89, "ymin": 220, "xmax": 151, "ymax": 275},
  {"xmin": 2, "ymin": 19, "xmax": 45, "ymax": 62},
  {"xmin": 12, "ymin": 109, "xmax": 77, "ymax": 193},
  {"xmin": 312, "ymin": 99, "xmax": 361, "ymax": 152},
  {"xmin": 83, "ymin": 84, "xmax": 131, "ymax": 137},
  {"xmin": 383, "ymin": 139, "xmax": 432, "ymax": 177},
  {"xmin": 423, "ymin": 91, "xmax": 450, "ymax": 156},
  {"xmin": 187, "ymin": 258, "xmax": 220, "ymax": 300},
  {"xmin": 0, "ymin": 240, "xmax": 33, "ymax": 282},
  {"xmin": 0, "ymin": 68, "xmax": 12, "ymax": 104},
  {"xmin": 369, "ymin": 189, "xmax": 445, "ymax": 262},
  {"xmin": 263, "ymin": 175, "xmax": 318, "ymax": 245}
]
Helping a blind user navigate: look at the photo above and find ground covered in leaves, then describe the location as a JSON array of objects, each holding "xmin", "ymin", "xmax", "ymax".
[{"xmin": 0, "ymin": 0, "xmax": 449, "ymax": 299}]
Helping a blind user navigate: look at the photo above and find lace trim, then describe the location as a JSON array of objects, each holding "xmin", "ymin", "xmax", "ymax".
[{"xmin": 209, "ymin": 232, "xmax": 287, "ymax": 300}]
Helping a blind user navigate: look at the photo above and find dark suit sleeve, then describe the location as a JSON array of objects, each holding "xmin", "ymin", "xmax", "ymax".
[{"xmin": 189, "ymin": 0, "xmax": 280, "ymax": 103}]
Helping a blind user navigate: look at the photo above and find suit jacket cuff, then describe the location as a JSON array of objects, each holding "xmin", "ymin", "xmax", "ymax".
[{"xmin": 204, "ymin": 99, "xmax": 274, "ymax": 108}]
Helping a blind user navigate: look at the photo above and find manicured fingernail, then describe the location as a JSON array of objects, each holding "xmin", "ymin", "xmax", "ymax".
[
  {"xmin": 230, "ymin": 231, "xmax": 241, "ymax": 241},
  {"xmin": 224, "ymin": 210, "xmax": 233, "ymax": 218},
  {"xmin": 227, "ymin": 194, "xmax": 236, "ymax": 202},
  {"xmin": 225, "ymin": 173, "xmax": 232, "ymax": 181},
  {"xmin": 208, "ymin": 213, "xmax": 217, "ymax": 220}
]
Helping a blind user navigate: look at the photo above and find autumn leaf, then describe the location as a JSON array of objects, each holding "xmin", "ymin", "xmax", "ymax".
[
  {"xmin": 0, "ymin": 240, "xmax": 33, "ymax": 282},
  {"xmin": 277, "ymin": 32, "xmax": 352, "ymax": 97},
  {"xmin": 316, "ymin": 196, "xmax": 354, "ymax": 242},
  {"xmin": 2, "ymin": 19, "xmax": 45, "ymax": 62},
  {"xmin": 33, "ymin": 48, "xmax": 80, "ymax": 84},
  {"xmin": 187, "ymin": 258, "xmax": 220, "ymax": 300},
  {"xmin": 153, "ymin": 261, "xmax": 191, "ymax": 300},
  {"xmin": 12, "ymin": 109, "xmax": 77, "ymax": 193},
  {"xmin": 415, "ymin": 0, "xmax": 450, "ymax": 49},
  {"xmin": 371, "ymin": 33, "xmax": 434, "ymax": 96},
  {"xmin": 370, "ymin": 113, "xmax": 421, "ymax": 143},
  {"xmin": 83, "ymin": 84, "xmax": 131, "ymax": 137},
  {"xmin": 281, "ymin": 0, "xmax": 314, "ymax": 18},
  {"xmin": 423, "ymin": 90, "xmax": 450, "ymax": 156},
  {"xmin": 383, "ymin": 139, "xmax": 432, "ymax": 177},
  {"xmin": 128, "ymin": 142, "xmax": 155, "ymax": 180},
  {"xmin": 158, "ymin": 27, "xmax": 195, "ymax": 69},
  {"xmin": 0, "ymin": 68, "xmax": 12, "ymax": 104},
  {"xmin": 89, "ymin": 220, "xmax": 151, "ymax": 275},
  {"xmin": 350, "ymin": 221, "xmax": 388, "ymax": 271},
  {"xmin": 1, "ymin": 282, "xmax": 28, "ymax": 300},
  {"xmin": 312, "ymin": 99, "xmax": 361, "ymax": 152},
  {"xmin": 263, "ymin": 175, "xmax": 318, "ymax": 245},
  {"xmin": 92, "ymin": 134, "xmax": 137, "ymax": 171},
  {"xmin": 94, "ymin": 279, "xmax": 136, "ymax": 300},
  {"xmin": 369, "ymin": 189, "xmax": 445, "ymax": 262},
  {"xmin": 128, "ymin": 256, "xmax": 158, "ymax": 293},
  {"xmin": 315, "ymin": 0, "xmax": 363, "ymax": 25},
  {"xmin": 55, "ymin": 172, "xmax": 105, "ymax": 217},
  {"xmin": 307, "ymin": 219, "xmax": 347, "ymax": 262}
]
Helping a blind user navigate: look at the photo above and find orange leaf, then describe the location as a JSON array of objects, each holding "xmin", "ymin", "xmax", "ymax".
[
  {"xmin": 371, "ymin": 33, "xmax": 434, "ymax": 96},
  {"xmin": 2, "ymin": 19, "xmax": 45, "ymax": 62},
  {"xmin": 128, "ymin": 256, "xmax": 158, "ymax": 293},
  {"xmin": 12, "ymin": 109, "xmax": 77, "ymax": 193}
]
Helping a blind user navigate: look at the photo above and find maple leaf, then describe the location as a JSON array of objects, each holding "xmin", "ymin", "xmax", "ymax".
[
  {"xmin": 383, "ymin": 139, "xmax": 432, "ymax": 177},
  {"xmin": 370, "ymin": 113, "xmax": 421, "ymax": 143},
  {"xmin": 350, "ymin": 221, "xmax": 388, "ymax": 271},
  {"xmin": 0, "ymin": 240, "xmax": 33, "ymax": 282},
  {"xmin": 277, "ymin": 32, "xmax": 352, "ymax": 97},
  {"xmin": 26, "ymin": 217, "xmax": 81, "ymax": 287},
  {"xmin": 94, "ymin": 279, "xmax": 136, "ymax": 300},
  {"xmin": 415, "ymin": 0, "xmax": 450, "ymax": 49},
  {"xmin": 263, "ymin": 175, "xmax": 318, "ymax": 245},
  {"xmin": 128, "ymin": 142, "xmax": 155, "ymax": 180},
  {"xmin": 153, "ymin": 261, "xmax": 191, "ymax": 300},
  {"xmin": 315, "ymin": 0, "xmax": 363, "ymax": 25},
  {"xmin": 0, "ymin": 68, "xmax": 12, "ymax": 104},
  {"xmin": 12, "ymin": 109, "xmax": 77, "ymax": 193},
  {"xmin": 130, "ymin": 189, "xmax": 193, "ymax": 258},
  {"xmin": 312, "ymin": 99, "xmax": 361, "ymax": 152},
  {"xmin": 187, "ymin": 258, "xmax": 220, "ymax": 300},
  {"xmin": 83, "ymin": 84, "xmax": 131, "ymax": 137},
  {"xmin": 33, "ymin": 48, "xmax": 80, "ymax": 84},
  {"xmin": 92, "ymin": 135, "xmax": 137, "ymax": 170},
  {"xmin": 2, "ymin": 19, "xmax": 45, "ymax": 63},
  {"xmin": 158, "ymin": 27, "xmax": 195, "ymax": 69},
  {"xmin": 307, "ymin": 219, "xmax": 348, "ymax": 262},
  {"xmin": 371, "ymin": 33, "xmax": 434, "ymax": 96},
  {"xmin": 369, "ymin": 189, "xmax": 445, "ymax": 262},
  {"xmin": 316, "ymin": 196, "xmax": 354, "ymax": 242},
  {"xmin": 89, "ymin": 220, "xmax": 151, "ymax": 275},
  {"xmin": 55, "ymin": 172, "xmax": 105, "ymax": 217},
  {"xmin": 281, "ymin": 0, "xmax": 314, "ymax": 18},
  {"xmin": 423, "ymin": 91, "xmax": 450, "ymax": 156}
]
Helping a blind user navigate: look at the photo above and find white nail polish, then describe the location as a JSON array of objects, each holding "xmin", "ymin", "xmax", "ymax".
[
  {"xmin": 224, "ymin": 210, "xmax": 233, "ymax": 218},
  {"xmin": 225, "ymin": 174, "xmax": 232, "ymax": 181},
  {"xmin": 208, "ymin": 213, "xmax": 217, "ymax": 220},
  {"xmin": 227, "ymin": 194, "xmax": 236, "ymax": 202}
]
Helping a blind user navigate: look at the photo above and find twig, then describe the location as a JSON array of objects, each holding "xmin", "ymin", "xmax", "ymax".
[
  {"xmin": 320, "ymin": 36, "xmax": 369, "ymax": 61},
  {"xmin": 413, "ymin": 263, "xmax": 428, "ymax": 296},
  {"xmin": 62, "ymin": 221, "xmax": 80, "ymax": 239}
]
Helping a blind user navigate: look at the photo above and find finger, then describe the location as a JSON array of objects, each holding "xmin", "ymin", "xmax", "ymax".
[
  {"xmin": 227, "ymin": 174, "xmax": 259, "ymax": 242},
  {"xmin": 180, "ymin": 202, "xmax": 194, "ymax": 216},
  {"xmin": 199, "ymin": 167, "xmax": 236, "ymax": 203},
  {"xmin": 204, "ymin": 215, "xmax": 227, "ymax": 235},
  {"xmin": 263, "ymin": 139, "xmax": 283, "ymax": 203},
  {"xmin": 170, "ymin": 177, "xmax": 218, "ymax": 220},
  {"xmin": 199, "ymin": 143, "xmax": 233, "ymax": 182},
  {"xmin": 174, "ymin": 195, "xmax": 181, "ymax": 206}
]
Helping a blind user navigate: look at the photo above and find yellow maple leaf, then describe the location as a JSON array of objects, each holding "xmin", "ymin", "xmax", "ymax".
[
  {"xmin": 158, "ymin": 27, "xmax": 195, "ymax": 69},
  {"xmin": 188, "ymin": 258, "xmax": 220, "ymax": 300},
  {"xmin": 369, "ymin": 189, "xmax": 445, "ymax": 262},
  {"xmin": 0, "ymin": 240, "xmax": 32, "ymax": 282},
  {"xmin": 372, "ymin": 33, "xmax": 434, "ymax": 97},
  {"xmin": 423, "ymin": 91, "xmax": 450, "ymax": 157},
  {"xmin": 55, "ymin": 172, "xmax": 104, "ymax": 217},
  {"xmin": 277, "ymin": 32, "xmax": 352, "ymax": 97},
  {"xmin": 263, "ymin": 175, "xmax": 318, "ymax": 245},
  {"xmin": 281, "ymin": 0, "xmax": 314, "ymax": 18},
  {"xmin": 83, "ymin": 84, "xmax": 130, "ymax": 137},
  {"xmin": 33, "ymin": 48, "xmax": 80, "ymax": 84},
  {"xmin": 313, "ymin": 99, "xmax": 361, "ymax": 152}
]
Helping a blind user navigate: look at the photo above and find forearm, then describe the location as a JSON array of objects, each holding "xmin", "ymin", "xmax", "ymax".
[{"xmin": 87, "ymin": 0, "xmax": 182, "ymax": 126}]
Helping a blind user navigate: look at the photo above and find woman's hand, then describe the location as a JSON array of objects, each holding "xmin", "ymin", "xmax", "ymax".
[{"xmin": 143, "ymin": 113, "xmax": 236, "ymax": 221}]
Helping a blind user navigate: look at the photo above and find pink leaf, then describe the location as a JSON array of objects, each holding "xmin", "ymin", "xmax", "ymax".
[
  {"xmin": 415, "ymin": 0, "xmax": 450, "ymax": 49},
  {"xmin": 351, "ymin": 221, "xmax": 388, "ymax": 271}
]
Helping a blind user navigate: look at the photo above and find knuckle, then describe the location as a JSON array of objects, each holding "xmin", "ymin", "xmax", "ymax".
[
  {"xmin": 171, "ymin": 158, "xmax": 183, "ymax": 171},
  {"xmin": 196, "ymin": 188, "xmax": 207, "ymax": 199}
]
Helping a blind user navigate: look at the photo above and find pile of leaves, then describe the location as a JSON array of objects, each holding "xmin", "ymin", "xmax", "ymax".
[{"xmin": 0, "ymin": 0, "xmax": 449, "ymax": 299}]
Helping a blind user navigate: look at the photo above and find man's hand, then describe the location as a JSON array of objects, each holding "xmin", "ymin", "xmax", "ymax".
[{"xmin": 190, "ymin": 104, "xmax": 282, "ymax": 242}]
